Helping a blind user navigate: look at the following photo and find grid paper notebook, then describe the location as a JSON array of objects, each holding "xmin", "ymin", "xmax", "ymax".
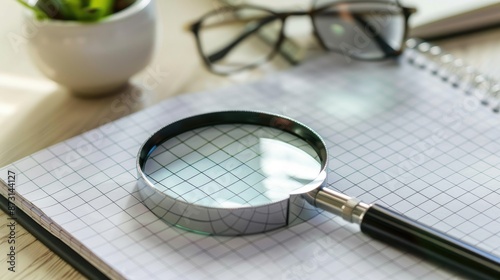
[{"xmin": 2, "ymin": 49, "xmax": 500, "ymax": 279}]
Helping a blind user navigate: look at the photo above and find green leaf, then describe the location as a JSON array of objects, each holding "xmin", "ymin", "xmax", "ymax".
[
  {"xmin": 16, "ymin": 0, "xmax": 49, "ymax": 20},
  {"xmin": 39, "ymin": 0, "xmax": 75, "ymax": 20},
  {"xmin": 89, "ymin": 0, "xmax": 114, "ymax": 17},
  {"xmin": 64, "ymin": 0, "xmax": 115, "ymax": 21},
  {"xmin": 17, "ymin": 0, "xmax": 125, "ymax": 22}
]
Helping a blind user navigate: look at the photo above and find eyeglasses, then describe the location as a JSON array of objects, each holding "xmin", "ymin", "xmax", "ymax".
[{"xmin": 187, "ymin": 0, "xmax": 416, "ymax": 75}]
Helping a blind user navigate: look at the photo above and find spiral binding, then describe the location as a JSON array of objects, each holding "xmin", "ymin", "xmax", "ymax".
[{"xmin": 405, "ymin": 38, "xmax": 500, "ymax": 113}]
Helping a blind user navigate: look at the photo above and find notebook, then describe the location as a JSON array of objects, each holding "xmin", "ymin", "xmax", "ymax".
[
  {"xmin": 402, "ymin": 0, "xmax": 500, "ymax": 39},
  {"xmin": 2, "ymin": 42, "xmax": 500, "ymax": 279}
]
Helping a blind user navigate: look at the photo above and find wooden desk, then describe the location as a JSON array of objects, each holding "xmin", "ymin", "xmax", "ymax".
[{"xmin": 1, "ymin": 1, "xmax": 499, "ymax": 278}]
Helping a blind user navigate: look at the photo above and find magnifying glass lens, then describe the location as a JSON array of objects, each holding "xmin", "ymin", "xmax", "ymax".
[{"xmin": 143, "ymin": 124, "xmax": 322, "ymax": 209}]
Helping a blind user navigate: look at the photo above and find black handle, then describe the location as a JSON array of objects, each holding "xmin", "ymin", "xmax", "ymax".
[{"xmin": 360, "ymin": 204, "xmax": 500, "ymax": 280}]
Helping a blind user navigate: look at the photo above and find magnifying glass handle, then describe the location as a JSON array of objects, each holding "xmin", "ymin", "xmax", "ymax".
[
  {"xmin": 313, "ymin": 188, "xmax": 500, "ymax": 279},
  {"xmin": 361, "ymin": 204, "xmax": 500, "ymax": 280}
]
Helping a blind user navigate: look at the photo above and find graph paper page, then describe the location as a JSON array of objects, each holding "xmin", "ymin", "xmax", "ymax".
[{"xmin": 1, "ymin": 49, "xmax": 500, "ymax": 279}]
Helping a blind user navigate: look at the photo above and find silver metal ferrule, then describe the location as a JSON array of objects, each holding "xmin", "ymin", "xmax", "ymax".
[{"xmin": 314, "ymin": 187, "xmax": 370, "ymax": 224}]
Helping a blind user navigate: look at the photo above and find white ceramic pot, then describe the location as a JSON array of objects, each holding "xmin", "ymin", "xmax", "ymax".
[{"xmin": 26, "ymin": 0, "xmax": 156, "ymax": 97}]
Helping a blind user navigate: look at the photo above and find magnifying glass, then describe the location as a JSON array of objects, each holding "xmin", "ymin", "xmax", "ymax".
[{"xmin": 136, "ymin": 111, "xmax": 500, "ymax": 279}]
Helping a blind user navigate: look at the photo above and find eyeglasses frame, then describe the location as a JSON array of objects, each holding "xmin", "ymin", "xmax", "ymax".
[{"xmin": 188, "ymin": 0, "xmax": 417, "ymax": 75}]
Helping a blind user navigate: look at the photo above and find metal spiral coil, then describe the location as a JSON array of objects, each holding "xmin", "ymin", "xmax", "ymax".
[{"xmin": 405, "ymin": 38, "xmax": 500, "ymax": 113}]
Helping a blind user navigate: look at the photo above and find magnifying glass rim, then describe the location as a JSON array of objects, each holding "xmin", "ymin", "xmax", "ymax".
[{"xmin": 136, "ymin": 110, "xmax": 329, "ymax": 235}]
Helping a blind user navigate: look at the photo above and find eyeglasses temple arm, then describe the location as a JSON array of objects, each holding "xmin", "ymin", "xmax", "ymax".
[
  {"xmin": 206, "ymin": 15, "xmax": 278, "ymax": 63},
  {"xmin": 351, "ymin": 14, "xmax": 398, "ymax": 56}
]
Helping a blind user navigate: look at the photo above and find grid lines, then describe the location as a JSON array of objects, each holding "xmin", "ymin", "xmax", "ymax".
[
  {"xmin": 144, "ymin": 124, "xmax": 320, "ymax": 209},
  {"xmin": 1, "ymin": 49, "xmax": 500, "ymax": 279}
]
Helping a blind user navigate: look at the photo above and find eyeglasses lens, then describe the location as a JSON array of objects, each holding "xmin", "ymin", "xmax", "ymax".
[
  {"xmin": 198, "ymin": 7, "xmax": 283, "ymax": 73},
  {"xmin": 313, "ymin": 2, "xmax": 405, "ymax": 59}
]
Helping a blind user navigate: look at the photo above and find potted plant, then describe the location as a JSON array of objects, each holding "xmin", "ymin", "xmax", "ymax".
[{"xmin": 17, "ymin": 0, "xmax": 156, "ymax": 97}]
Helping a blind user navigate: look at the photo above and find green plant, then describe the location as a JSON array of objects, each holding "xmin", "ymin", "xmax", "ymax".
[{"xmin": 17, "ymin": 0, "xmax": 136, "ymax": 22}]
